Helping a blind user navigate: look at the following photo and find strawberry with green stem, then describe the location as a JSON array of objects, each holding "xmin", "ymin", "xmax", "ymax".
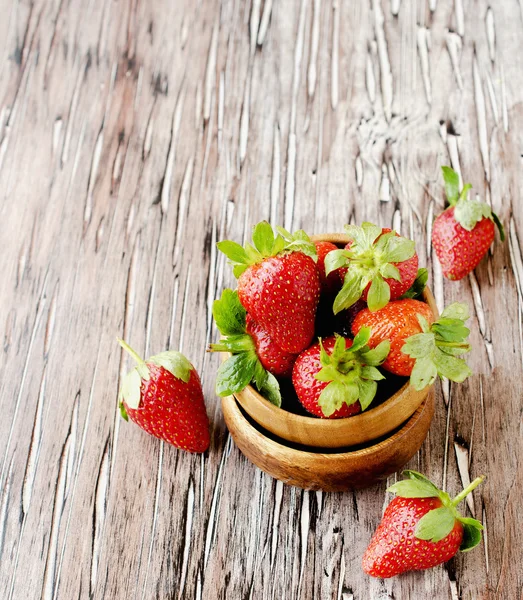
[
  {"xmin": 353, "ymin": 301, "xmax": 472, "ymax": 389},
  {"xmin": 217, "ymin": 222, "xmax": 320, "ymax": 354},
  {"xmin": 325, "ymin": 223, "xmax": 418, "ymax": 314},
  {"xmin": 209, "ymin": 289, "xmax": 284, "ymax": 406},
  {"xmin": 118, "ymin": 339, "xmax": 210, "ymax": 453},
  {"xmin": 291, "ymin": 330, "xmax": 390, "ymax": 418},
  {"xmin": 432, "ymin": 166, "xmax": 505, "ymax": 280},
  {"xmin": 363, "ymin": 470, "xmax": 485, "ymax": 577}
]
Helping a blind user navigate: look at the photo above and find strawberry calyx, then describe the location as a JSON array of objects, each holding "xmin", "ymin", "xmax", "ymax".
[
  {"xmin": 217, "ymin": 221, "xmax": 317, "ymax": 279},
  {"xmin": 441, "ymin": 166, "xmax": 505, "ymax": 241},
  {"xmin": 325, "ymin": 222, "xmax": 416, "ymax": 314},
  {"xmin": 315, "ymin": 329, "xmax": 390, "ymax": 416},
  {"xmin": 209, "ymin": 289, "xmax": 282, "ymax": 406},
  {"xmin": 401, "ymin": 302, "xmax": 473, "ymax": 391},
  {"xmin": 400, "ymin": 268, "xmax": 428, "ymax": 299},
  {"xmin": 387, "ymin": 470, "xmax": 485, "ymax": 551},
  {"xmin": 117, "ymin": 339, "xmax": 193, "ymax": 419}
]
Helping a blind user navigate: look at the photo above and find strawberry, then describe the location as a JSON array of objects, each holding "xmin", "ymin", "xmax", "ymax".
[
  {"xmin": 291, "ymin": 331, "xmax": 390, "ymax": 418},
  {"xmin": 362, "ymin": 470, "xmax": 485, "ymax": 577},
  {"xmin": 314, "ymin": 240, "xmax": 343, "ymax": 295},
  {"xmin": 209, "ymin": 289, "xmax": 287, "ymax": 406},
  {"xmin": 432, "ymin": 166, "xmax": 505, "ymax": 280},
  {"xmin": 117, "ymin": 340, "xmax": 210, "ymax": 453},
  {"xmin": 218, "ymin": 222, "xmax": 320, "ymax": 354},
  {"xmin": 325, "ymin": 223, "xmax": 418, "ymax": 314},
  {"xmin": 352, "ymin": 300, "xmax": 473, "ymax": 389},
  {"xmin": 246, "ymin": 315, "xmax": 297, "ymax": 377}
]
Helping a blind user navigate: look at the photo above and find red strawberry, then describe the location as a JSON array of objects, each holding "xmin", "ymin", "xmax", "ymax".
[
  {"xmin": 246, "ymin": 314, "xmax": 297, "ymax": 377},
  {"xmin": 352, "ymin": 299, "xmax": 435, "ymax": 376},
  {"xmin": 432, "ymin": 166, "xmax": 504, "ymax": 280},
  {"xmin": 314, "ymin": 240, "xmax": 343, "ymax": 294},
  {"xmin": 352, "ymin": 300, "xmax": 473, "ymax": 390},
  {"xmin": 362, "ymin": 470, "xmax": 485, "ymax": 578},
  {"xmin": 292, "ymin": 331, "xmax": 390, "ymax": 418},
  {"xmin": 325, "ymin": 223, "xmax": 418, "ymax": 314},
  {"xmin": 209, "ymin": 289, "xmax": 287, "ymax": 407},
  {"xmin": 118, "ymin": 340, "xmax": 210, "ymax": 453},
  {"xmin": 218, "ymin": 222, "xmax": 320, "ymax": 354}
]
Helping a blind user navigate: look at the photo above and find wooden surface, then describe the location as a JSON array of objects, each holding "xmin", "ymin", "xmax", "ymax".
[{"xmin": 1, "ymin": 0, "xmax": 522, "ymax": 598}]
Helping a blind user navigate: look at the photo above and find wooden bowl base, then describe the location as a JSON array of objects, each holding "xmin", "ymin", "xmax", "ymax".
[{"xmin": 222, "ymin": 390, "xmax": 435, "ymax": 491}]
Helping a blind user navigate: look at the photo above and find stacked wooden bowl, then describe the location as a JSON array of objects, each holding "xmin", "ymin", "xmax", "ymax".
[{"xmin": 221, "ymin": 234, "xmax": 438, "ymax": 492}]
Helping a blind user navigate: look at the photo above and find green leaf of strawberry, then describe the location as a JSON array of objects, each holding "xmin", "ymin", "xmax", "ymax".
[
  {"xmin": 314, "ymin": 331, "xmax": 391, "ymax": 417},
  {"xmin": 148, "ymin": 351, "xmax": 193, "ymax": 383},
  {"xmin": 459, "ymin": 518, "xmax": 485, "ymax": 552},
  {"xmin": 400, "ymin": 268, "xmax": 428, "ymax": 299},
  {"xmin": 212, "ymin": 288, "xmax": 247, "ymax": 335},
  {"xmin": 217, "ymin": 221, "xmax": 317, "ymax": 278},
  {"xmin": 387, "ymin": 477, "xmax": 441, "ymax": 498},
  {"xmin": 367, "ymin": 275, "xmax": 390, "ymax": 312},
  {"xmin": 402, "ymin": 302, "xmax": 473, "ymax": 391},
  {"xmin": 327, "ymin": 223, "xmax": 418, "ymax": 314},
  {"xmin": 441, "ymin": 165, "xmax": 460, "ymax": 206},
  {"xmin": 332, "ymin": 271, "xmax": 366, "ymax": 315},
  {"xmin": 415, "ymin": 507, "xmax": 456, "ymax": 542},
  {"xmin": 215, "ymin": 353, "xmax": 258, "ymax": 396},
  {"xmin": 258, "ymin": 371, "xmax": 282, "ymax": 407}
]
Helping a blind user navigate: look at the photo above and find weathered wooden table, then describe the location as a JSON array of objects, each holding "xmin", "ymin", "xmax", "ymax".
[{"xmin": 1, "ymin": 1, "xmax": 521, "ymax": 598}]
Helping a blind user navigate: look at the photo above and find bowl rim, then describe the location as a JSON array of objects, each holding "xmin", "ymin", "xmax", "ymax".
[
  {"xmin": 222, "ymin": 388, "xmax": 435, "ymax": 460},
  {"xmin": 231, "ymin": 232, "xmax": 439, "ymax": 434}
]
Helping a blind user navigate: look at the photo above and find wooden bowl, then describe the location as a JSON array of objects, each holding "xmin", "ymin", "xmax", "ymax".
[
  {"xmin": 222, "ymin": 389, "xmax": 435, "ymax": 491},
  {"xmin": 232, "ymin": 233, "xmax": 439, "ymax": 449}
]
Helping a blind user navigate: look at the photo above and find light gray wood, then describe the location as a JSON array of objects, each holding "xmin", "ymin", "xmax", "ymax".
[{"xmin": 0, "ymin": 0, "xmax": 521, "ymax": 598}]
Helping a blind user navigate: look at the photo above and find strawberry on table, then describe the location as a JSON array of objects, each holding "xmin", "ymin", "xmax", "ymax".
[
  {"xmin": 432, "ymin": 166, "xmax": 505, "ymax": 280},
  {"xmin": 292, "ymin": 330, "xmax": 390, "ymax": 418},
  {"xmin": 325, "ymin": 222, "xmax": 418, "ymax": 314},
  {"xmin": 352, "ymin": 300, "xmax": 473, "ymax": 389},
  {"xmin": 217, "ymin": 222, "xmax": 320, "ymax": 354},
  {"xmin": 363, "ymin": 470, "xmax": 485, "ymax": 578},
  {"xmin": 209, "ymin": 288, "xmax": 293, "ymax": 406},
  {"xmin": 117, "ymin": 339, "xmax": 210, "ymax": 453}
]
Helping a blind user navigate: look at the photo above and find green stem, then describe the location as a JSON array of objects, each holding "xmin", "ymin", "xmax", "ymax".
[
  {"xmin": 117, "ymin": 338, "xmax": 144, "ymax": 364},
  {"xmin": 451, "ymin": 476, "xmax": 485, "ymax": 507},
  {"xmin": 436, "ymin": 341, "xmax": 470, "ymax": 350}
]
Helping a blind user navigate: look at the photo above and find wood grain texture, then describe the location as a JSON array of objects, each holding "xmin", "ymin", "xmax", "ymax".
[{"xmin": 0, "ymin": 0, "xmax": 521, "ymax": 598}]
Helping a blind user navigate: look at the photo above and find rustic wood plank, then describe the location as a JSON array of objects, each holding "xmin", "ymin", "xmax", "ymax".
[{"xmin": 0, "ymin": 0, "xmax": 522, "ymax": 598}]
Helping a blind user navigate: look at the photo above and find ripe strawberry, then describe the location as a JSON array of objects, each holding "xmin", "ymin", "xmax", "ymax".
[
  {"xmin": 352, "ymin": 299, "xmax": 435, "ymax": 376},
  {"xmin": 118, "ymin": 340, "xmax": 210, "ymax": 453},
  {"xmin": 362, "ymin": 470, "xmax": 485, "ymax": 578},
  {"xmin": 218, "ymin": 222, "xmax": 320, "ymax": 354},
  {"xmin": 292, "ymin": 331, "xmax": 390, "ymax": 418},
  {"xmin": 209, "ymin": 289, "xmax": 287, "ymax": 407},
  {"xmin": 325, "ymin": 223, "xmax": 418, "ymax": 314},
  {"xmin": 352, "ymin": 300, "xmax": 473, "ymax": 390},
  {"xmin": 314, "ymin": 240, "xmax": 343, "ymax": 294},
  {"xmin": 432, "ymin": 166, "xmax": 505, "ymax": 280}
]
